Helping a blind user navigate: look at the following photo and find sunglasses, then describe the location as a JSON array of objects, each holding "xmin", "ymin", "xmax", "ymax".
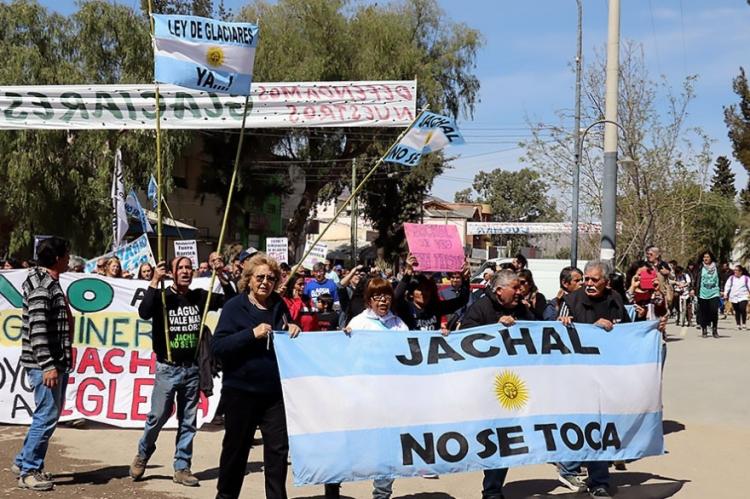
[
  {"xmin": 254, "ymin": 274, "xmax": 277, "ymax": 283},
  {"xmin": 371, "ymin": 294, "xmax": 392, "ymax": 302}
]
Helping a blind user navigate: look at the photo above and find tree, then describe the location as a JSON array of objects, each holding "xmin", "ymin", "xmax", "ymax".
[
  {"xmin": 221, "ymin": 0, "xmax": 482, "ymax": 259},
  {"xmin": 454, "ymin": 167, "xmax": 561, "ymax": 253},
  {"xmin": 0, "ymin": 0, "xmax": 191, "ymax": 256},
  {"xmin": 454, "ymin": 188, "xmax": 473, "ymax": 203},
  {"xmin": 710, "ymin": 156, "xmax": 737, "ymax": 198},
  {"xmin": 724, "ymin": 68, "xmax": 750, "ymax": 182},
  {"xmin": 520, "ymin": 40, "xmax": 715, "ymax": 265}
]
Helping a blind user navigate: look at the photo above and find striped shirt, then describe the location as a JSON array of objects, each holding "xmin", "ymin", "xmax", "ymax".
[{"xmin": 20, "ymin": 267, "xmax": 73, "ymax": 372}]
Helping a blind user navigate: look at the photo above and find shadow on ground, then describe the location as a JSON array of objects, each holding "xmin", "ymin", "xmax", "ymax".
[
  {"xmin": 502, "ymin": 471, "xmax": 688, "ymax": 498},
  {"xmin": 194, "ymin": 461, "xmax": 264, "ymax": 481},
  {"xmin": 662, "ymin": 420, "xmax": 685, "ymax": 435},
  {"xmin": 55, "ymin": 464, "xmax": 133, "ymax": 485}
]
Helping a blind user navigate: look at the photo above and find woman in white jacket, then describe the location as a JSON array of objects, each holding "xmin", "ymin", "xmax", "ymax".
[
  {"xmin": 723, "ymin": 265, "xmax": 750, "ymax": 330},
  {"xmin": 337, "ymin": 278, "xmax": 407, "ymax": 499}
]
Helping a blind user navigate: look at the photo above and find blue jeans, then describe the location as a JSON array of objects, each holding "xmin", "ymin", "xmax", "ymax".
[
  {"xmin": 137, "ymin": 362, "xmax": 200, "ymax": 471},
  {"xmin": 558, "ymin": 461, "xmax": 609, "ymax": 488},
  {"xmin": 372, "ymin": 478, "xmax": 393, "ymax": 499},
  {"xmin": 15, "ymin": 368, "xmax": 69, "ymax": 475}
]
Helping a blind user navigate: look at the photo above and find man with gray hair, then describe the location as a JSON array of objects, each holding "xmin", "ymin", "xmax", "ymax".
[
  {"xmin": 556, "ymin": 259, "xmax": 629, "ymax": 498},
  {"xmin": 459, "ymin": 268, "xmax": 534, "ymax": 499}
]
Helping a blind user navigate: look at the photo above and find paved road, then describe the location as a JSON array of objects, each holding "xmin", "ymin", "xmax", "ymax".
[{"xmin": 3, "ymin": 318, "xmax": 748, "ymax": 498}]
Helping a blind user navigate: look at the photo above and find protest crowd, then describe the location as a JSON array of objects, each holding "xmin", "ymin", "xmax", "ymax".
[{"xmin": 6, "ymin": 232, "xmax": 738, "ymax": 499}]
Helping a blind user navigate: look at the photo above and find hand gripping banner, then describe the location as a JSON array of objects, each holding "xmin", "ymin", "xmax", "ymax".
[{"xmin": 273, "ymin": 322, "xmax": 664, "ymax": 485}]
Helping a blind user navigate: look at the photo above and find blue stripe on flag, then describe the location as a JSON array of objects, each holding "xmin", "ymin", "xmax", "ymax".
[
  {"xmin": 154, "ymin": 55, "xmax": 253, "ymax": 95},
  {"xmin": 153, "ymin": 14, "xmax": 258, "ymax": 47},
  {"xmin": 288, "ymin": 411, "xmax": 664, "ymax": 485},
  {"xmin": 274, "ymin": 321, "xmax": 662, "ymax": 379}
]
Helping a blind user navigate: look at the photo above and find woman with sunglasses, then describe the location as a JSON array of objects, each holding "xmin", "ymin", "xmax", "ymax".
[
  {"xmin": 212, "ymin": 254, "xmax": 301, "ymax": 499},
  {"xmin": 331, "ymin": 278, "xmax": 407, "ymax": 499},
  {"xmin": 518, "ymin": 268, "xmax": 547, "ymax": 320},
  {"xmin": 282, "ymin": 273, "xmax": 319, "ymax": 332}
]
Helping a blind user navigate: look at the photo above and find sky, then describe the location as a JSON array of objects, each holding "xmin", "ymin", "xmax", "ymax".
[{"xmin": 37, "ymin": 0, "xmax": 750, "ymax": 202}]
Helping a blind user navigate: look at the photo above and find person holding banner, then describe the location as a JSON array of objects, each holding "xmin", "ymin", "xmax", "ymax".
[
  {"xmin": 129, "ymin": 256, "xmax": 235, "ymax": 486},
  {"xmin": 338, "ymin": 277, "xmax": 408, "ymax": 499},
  {"xmin": 557, "ymin": 260, "xmax": 632, "ymax": 498},
  {"xmin": 211, "ymin": 254, "xmax": 301, "ymax": 499},
  {"xmin": 12, "ymin": 237, "xmax": 72, "ymax": 492},
  {"xmin": 394, "ymin": 254, "xmax": 470, "ymax": 333},
  {"xmin": 457, "ymin": 268, "xmax": 534, "ymax": 499}
]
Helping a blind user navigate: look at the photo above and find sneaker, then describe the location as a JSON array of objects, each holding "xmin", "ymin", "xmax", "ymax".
[
  {"xmin": 421, "ymin": 473, "xmax": 439, "ymax": 479},
  {"xmin": 613, "ymin": 460, "xmax": 627, "ymax": 471},
  {"xmin": 18, "ymin": 471, "xmax": 54, "ymax": 491},
  {"xmin": 558, "ymin": 473, "xmax": 587, "ymax": 492},
  {"xmin": 173, "ymin": 469, "xmax": 199, "ymax": 487},
  {"xmin": 129, "ymin": 455, "xmax": 148, "ymax": 481},
  {"xmin": 589, "ymin": 486, "xmax": 611, "ymax": 498}
]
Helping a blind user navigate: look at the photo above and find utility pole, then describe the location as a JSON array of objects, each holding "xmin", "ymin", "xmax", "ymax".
[
  {"xmin": 570, "ymin": 0, "xmax": 583, "ymax": 269},
  {"xmin": 350, "ymin": 159, "xmax": 358, "ymax": 264},
  {"xmin": 600, "ymin": 0, "xmax": 621, "ymax": 264}
]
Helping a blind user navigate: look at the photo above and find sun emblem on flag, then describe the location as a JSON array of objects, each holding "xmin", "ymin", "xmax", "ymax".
[
  {"xmin": 206, "ymin": 46, "xmax": 225, "ymax": 67},
  {"xmin": 494, "ymin": 370, "xmax": 529, "ymax": 411}
]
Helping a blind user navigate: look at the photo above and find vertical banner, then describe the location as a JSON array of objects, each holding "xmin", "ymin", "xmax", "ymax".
[
  {"xmin": 111, "ymin": 149, "xmax": 128, "ymax": 250},
  {"xmin": 301, "ymin": 241, "xmax": 328, "ymax": 270},
  {"xmin": 174, "ymin": 240, "xmax": 199, "ymax": 268},
  {"xmin": 266, "ymin": 237, "xmax": 289, "ymax": 264},
  {"xmin": 404, "ymin": 223, "xmax": 465, "ymax": 272}
]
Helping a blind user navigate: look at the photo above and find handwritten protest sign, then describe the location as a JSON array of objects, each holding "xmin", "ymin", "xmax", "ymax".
[
  {"xmin": 301, "ymin": 241, "xmax": 328, "ymax": 270},
  {"xmin": 174, "ymin": 240, "xmax": 199, "ymax": 268},
  {"xmin": 404, "ymin": 223, "xmax": 464, "ymax": 272},
  {"xmin": 266, "ymin": 237, "xmax": 289, "ymax": 264},
  {"xmin": 0, "ymin": 271, "xmax": 221, "ymax": 428}
]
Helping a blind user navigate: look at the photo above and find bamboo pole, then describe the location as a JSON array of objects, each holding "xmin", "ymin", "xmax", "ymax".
[
  {"xmin": 147, "ymin": 0, "xmax": 172, "ymax": 362},
  {"xmin": 288, "ymin": 108, "xmax": 428, "ymax": 283}
]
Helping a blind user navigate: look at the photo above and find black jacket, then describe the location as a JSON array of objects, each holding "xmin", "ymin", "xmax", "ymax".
[
  {"xmin": 211, "ymin": 293, "xmax": 292, "ymax": 394},
  {"xmin": 559, "ymin": 287, "xmax": 631, "ymax": 325},
  {"xmin": 138, "ymin": 283, "xmax": 236, "ymax": 364},
  {"xmin": 394, "ymin": 278, "xmax": 470, "ymax": 330},
  {"xmin": 458, "ymin": 292, "xmax": 535, "ymax": 329}
]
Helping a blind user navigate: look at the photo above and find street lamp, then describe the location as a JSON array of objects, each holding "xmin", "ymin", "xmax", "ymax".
[{"xmin": 570, "ymin": 119, "xmax": 632, "ymax": 268}]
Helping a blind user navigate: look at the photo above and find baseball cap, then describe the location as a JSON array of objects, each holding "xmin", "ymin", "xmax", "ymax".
[{"xmin": 239, "ymin": 247, "xmax": 259, "ymax": 263}]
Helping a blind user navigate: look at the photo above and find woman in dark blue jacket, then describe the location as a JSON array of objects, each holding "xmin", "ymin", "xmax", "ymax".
[{"xmin": 212, "ymin": 254, "xmax": 300, "ymax": 499}]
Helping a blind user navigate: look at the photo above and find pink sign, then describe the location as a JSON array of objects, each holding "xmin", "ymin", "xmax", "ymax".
[{"xmin": 404, "ymin": 223, "xmax": 465, "ymax": 272}]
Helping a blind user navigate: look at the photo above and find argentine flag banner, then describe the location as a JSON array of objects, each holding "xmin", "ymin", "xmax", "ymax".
[
  {"xmin": 274, "ymin": 321, "xmax": 664, "ymax": 485},
  {"xmin": 385, "ymin": 111, "xmax": 465, "ymax": 167},
  {"xmin": 152, "ymin": 14, "xmax": 258, "ymax": 94}
]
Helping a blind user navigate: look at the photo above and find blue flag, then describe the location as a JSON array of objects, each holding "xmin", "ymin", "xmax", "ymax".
[
  {"xmin": 147, "ymin": 175, "xmax": 158, "ymax": 210},
  {"xmin": 386, "ymin": 112, "xmax": 465, "ymax": 167},
  {"xmin": 152, "ymin": 14, "xmax": 258, "ymax": 95},
  {"xmin": 125, "ymin": 190, "xmax": 153, "ymax": 234}
]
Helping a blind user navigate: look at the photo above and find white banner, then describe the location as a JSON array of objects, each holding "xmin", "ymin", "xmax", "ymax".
[
  {"xmin": 266, "ymin": 237, "xmax": 289, "ymax": 264},
  {"xmin": 0, "ymin": 270, "xmax": 221, "ymax": 428},
  {"xmin": 0, "ymin": 81, "xmax": 417, "ymax": 129},
  {"xmin": 467, "ymin": 222, "xmax": 605, "ymax": 236},
  {"xmin": 174, "ymin": 239, "xmax": 199, "ymax": 268},
  {"xmin": 302, "ymin": 241, "xmax": 328, "ymax": 270}
]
